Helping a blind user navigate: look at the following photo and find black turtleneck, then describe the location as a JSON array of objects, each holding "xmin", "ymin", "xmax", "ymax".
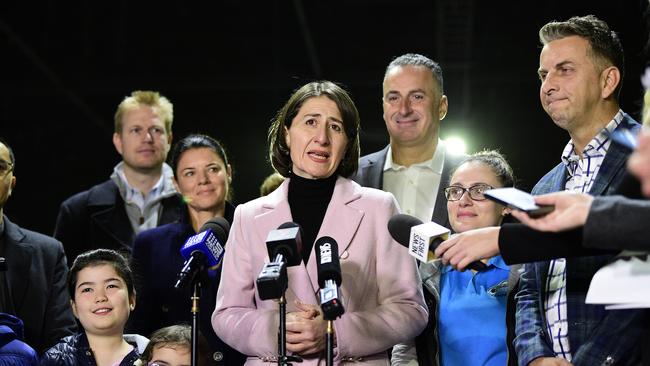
[{"xmin": 287, "ymin": 173, "xmax": 337, "ymax": 264}]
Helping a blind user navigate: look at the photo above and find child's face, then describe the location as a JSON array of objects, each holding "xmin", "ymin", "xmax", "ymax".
[
  {"xmin": 71, "ymin": 264, "xmax": 134, "ymax": 336},
  {"xmin": 149, "ymin": 345, "xmax": 191, "ymax": 366}
]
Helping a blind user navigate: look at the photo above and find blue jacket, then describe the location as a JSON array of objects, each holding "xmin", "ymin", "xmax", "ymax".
[
  {"xmin": 514, "ymin": 114, "xmax": 647, "ymax": 366},
  {"xmin": 0, "ymin": 313, "xmax": 38, "ymax": 366}
]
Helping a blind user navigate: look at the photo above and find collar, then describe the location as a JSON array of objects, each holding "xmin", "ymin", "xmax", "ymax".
[
  {"xmin": 110, "ymin": 162, "xmax": 177, "ymax": 199},
  {"xmin": 383, "ymin": 139, "xmax": 446, "ymax": 173},
  {"xmin": 560, "ymin": 109, "xmax": 623, "ymax": 166}
]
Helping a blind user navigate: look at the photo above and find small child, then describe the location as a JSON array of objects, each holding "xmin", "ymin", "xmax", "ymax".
[
  {"xmin": 138, "ymin": 324, "xmax": 210, "ymax": 366},
  {"xmin": 40, "ymin": 249, "xmax": 148, "ymax": 365}
]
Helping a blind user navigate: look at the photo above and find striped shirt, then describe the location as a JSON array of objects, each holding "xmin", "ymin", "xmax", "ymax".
[{"xmin": 545, "ymin": 110, "xmax": 624, "ymax": 360}]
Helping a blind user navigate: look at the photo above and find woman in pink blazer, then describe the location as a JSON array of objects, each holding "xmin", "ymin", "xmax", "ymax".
[{"xmin": 212, "ymin": 81, "xmax": 428, "ymax": 366}]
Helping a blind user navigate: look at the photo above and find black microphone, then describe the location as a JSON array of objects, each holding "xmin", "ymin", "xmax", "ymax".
[
  {"xmin": 175, "ymin": 217, "xmax": 230, "ymax": 289},
  {"xmin": 256, "ymin": 222, "xmax": 303, "ymax": 300},
  {"xmin": 315, "ymin": 236, "xmax": 345, "ymax": 320},
  {"xmin": 266, "ymin": 222, "xmax": 303, "ymax": 266},
  {"xmin": 387, "ymin": 213, "xmax": 487, "ymax": 271}
]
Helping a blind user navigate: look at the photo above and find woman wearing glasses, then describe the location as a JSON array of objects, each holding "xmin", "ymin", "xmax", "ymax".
[{"xmin": 392, "ymin": 149, "xmax": 520, "ymax": 366}]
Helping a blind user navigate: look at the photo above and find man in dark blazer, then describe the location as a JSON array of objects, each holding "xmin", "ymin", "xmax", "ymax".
[
  {"xmin": 352, "ymin": 53, "xmax": 465, "ymax": 227},
  {"xmin": 0, "ymin": 138, "xmax": 76, "ymax": 354},
  {"xmin": 352, "ymin": 53, "xmax": 466, "ymax": 366},
  {"xmin": 54, "ymin": 90, "xmax": 183, "ymax": 264}
]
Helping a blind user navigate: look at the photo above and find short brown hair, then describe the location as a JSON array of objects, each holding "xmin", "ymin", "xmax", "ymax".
[
  {"xmin": 539, "ymin": 15, "xmax": 625, "ymax": 98},
  {"xmin": 114, "ymin": 90, "xmax": 174, "ymax": 134},
  {"xmin": 139, "ymin": 324, "xmax": 211, "ymax": 366},
  {"xmin": 268, "ymin": 81, "xmax": 360, "ymax": 178}
]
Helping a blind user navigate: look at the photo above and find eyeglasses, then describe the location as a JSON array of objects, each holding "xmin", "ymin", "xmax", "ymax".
[
  {"xmin": 0, "ymin": 160, "xmax": 13, "ymax": 177},
  {"xmin": 444, "ymin": 183, "xmax": 493, "ymax": 201}
]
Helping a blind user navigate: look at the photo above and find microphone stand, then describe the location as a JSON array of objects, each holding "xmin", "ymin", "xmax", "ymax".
[
  {"xmin": 190, "ymin": 279, "xmax": 201, "ymax": 366},
  {"xmin": 277, "ymin": 293, "xmax": 302, "ymax": 366},
  {"xmin": 326, "ymin": 320, "xmax": 334, "ymax": 366}
]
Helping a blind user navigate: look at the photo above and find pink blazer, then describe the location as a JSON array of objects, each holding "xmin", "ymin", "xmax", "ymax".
[{"xmin": 212, "ymin": 176, "xmax": 428, "ymax": 366}]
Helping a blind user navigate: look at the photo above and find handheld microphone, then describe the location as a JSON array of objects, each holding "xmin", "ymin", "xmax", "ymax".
[
  {"xmin": 175, "ymin": 217, "xmax": 230, "ymax": 289},
  {"xmin": 315, "ymin": 236, "xmax": 344, "ymax": 320},
  {"xmin": 256, "ymin": 222, "xmax": 303, "ymax": 300},
  {"xmin": 387, "ymin": 213, "xmax": 487, "ymax": 271}
]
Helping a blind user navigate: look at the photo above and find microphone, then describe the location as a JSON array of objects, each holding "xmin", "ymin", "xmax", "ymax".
[
  {"xmin": 266, "ymin": 222, "xmax": 303, "ymax": 266},
  {"xmin": 256, "ymin": 222, "xmax": 303, "ymax": 300},
  {"xmin": 387, "ymin": 213, "xmax": 487, "ymax": 271},
  {"xmin": 315, "ymin": 236, "xmax": 344, "ymax": 320},
  {"xmin": 175, "ymin": 217, "xmax": 230, "ymax": 289}
]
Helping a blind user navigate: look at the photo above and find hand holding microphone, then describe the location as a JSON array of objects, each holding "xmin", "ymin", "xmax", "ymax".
[{"xmin": 387, "ymin": 213, "xmax": 487, "ymax": 271}]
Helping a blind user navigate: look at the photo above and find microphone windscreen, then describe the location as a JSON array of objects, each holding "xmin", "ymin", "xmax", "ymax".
[
  {"xmin": 265, "ymin": 222, "xmax": 303, "ymax": 266},
  {"xmin": 200, "ymin": 217, "xmax": 230, "ymax": 243},
  {"xmin": 314, "ymin": 236, "xmax": 341, "ymax": 287},
  {"xmin": 388, "ymin": 214, "xmax": 424, "ymax": 247},
  {"xmin": 278, "ymin": 221, "xmax": 298, "ymax": 229}
]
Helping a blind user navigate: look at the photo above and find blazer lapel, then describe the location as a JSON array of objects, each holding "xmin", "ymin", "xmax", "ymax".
[
  {"xmin": 3, "ymin": 217, "xmax": 33, "ymax": 313},
  {"xmin": 368, "ymin": 146, "xmax": 389, "ymax": 189},
  {"xmin": 159, "ymin": 194, "xmax": 183, "ymax": 225},
  {"xmin": 88, "ymin": 183, "xmax": 134, "ymax": 249},
  {"xmin": 589, "ymin": 118, "xmax": 640, "ymax": 195},
  {"xmin": 91, "ymin": 205, "xmax": 134, "ymax": 249}
]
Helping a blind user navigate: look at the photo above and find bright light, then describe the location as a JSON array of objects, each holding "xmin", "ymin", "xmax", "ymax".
[{"xmin": 445, "ymin": 136, "xmax": 467, "ymax": 155}]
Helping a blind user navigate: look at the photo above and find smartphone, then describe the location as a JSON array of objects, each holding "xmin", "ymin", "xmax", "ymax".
[
  {"xmin": 607, "ymin": 128, "xmax": 638, "ymax": 150},
  {"xmin": 483, "ymin": 187, "xmax": 554, "ymax": 218}
]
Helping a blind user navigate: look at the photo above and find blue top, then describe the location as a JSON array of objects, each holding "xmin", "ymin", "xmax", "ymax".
[{"xmin": 438, "ymin": 255, "xmax": 510, "ymax": 366}]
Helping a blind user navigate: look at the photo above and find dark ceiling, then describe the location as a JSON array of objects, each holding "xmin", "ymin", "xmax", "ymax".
[{"xmin": 2, "ymin": 0, "xmax": 649, "ymax": 235}]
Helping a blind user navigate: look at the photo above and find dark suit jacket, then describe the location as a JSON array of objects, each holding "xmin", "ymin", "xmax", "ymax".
[
  {"xmin": 514, "ymin": 114, "xmax": 647, "ymax": 366},
  {"xmin": 1, "ymin": 216, "xmax": 76, "ymax": 354},
  {"xmin": 129, "ymin": 203, "xmax": 245, "ymax": 366},
  {"xmin": 352, "ymin": 145, "xmax": 466, "ymax": 227},
  {"xmin": 54, "ymin": 179, "xmax": 183, "ymax": 265}
]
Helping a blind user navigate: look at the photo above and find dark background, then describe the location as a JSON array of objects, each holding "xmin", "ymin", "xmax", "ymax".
[{"xmin": 2, "ymin": 1, "xmax": 649, "ymax": 235}]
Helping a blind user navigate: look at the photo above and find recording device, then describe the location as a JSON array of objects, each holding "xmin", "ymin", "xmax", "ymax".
[
  {"xmin": 483, "ymin": 187, "xmax": 554, "ymax": 218},
  {"xmin": 315, "ymin": 236, "xmax": 345, "ymax": 320},
  {"xmin": 387, "ymin": 213, "xmax": 487, "ymax": 271},
  {"xmin": 175, "ymin": 217, "xmax": 230, "ymax": 289},
  {"xmin": 256, "ymin": 222, "xmax": 303, "ymax": 300}
]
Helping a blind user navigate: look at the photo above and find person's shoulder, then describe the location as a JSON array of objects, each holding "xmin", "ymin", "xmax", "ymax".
[
  {"xmin": 6, "ymin": 219, "xmax": 62, "ymax": 249},
  {"xmin": 40, "ymin": 334, "xmax": 79, "ymax": 364},
  {"xmin": 60, "ymin": 179, "xmax": 117, "ymax": 208},
  {"xmin": 137, "ymin": 221, "xmax": 184, "ymax": 241},
  {"xmin": 359, "ymin": 146, "xmax": 389, "ymax": 164},
  {"xmin": 351, "ymin": 180, "xmax": 395, "ymax": 203}
]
